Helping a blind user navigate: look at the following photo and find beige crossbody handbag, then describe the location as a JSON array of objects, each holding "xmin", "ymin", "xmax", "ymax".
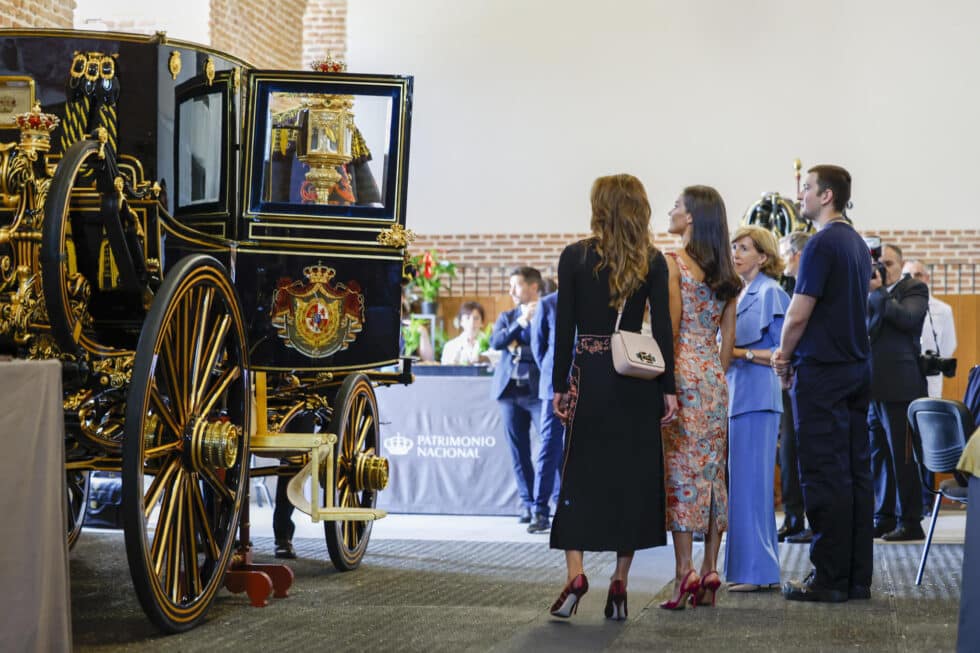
[{"xmin": 611, "ymin": 300, "xmax": 666, "ymax": 379}]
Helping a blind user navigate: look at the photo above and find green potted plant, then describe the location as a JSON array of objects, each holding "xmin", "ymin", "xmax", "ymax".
[{"xmin": 408, "ymin": 250, "xmax": 457, "ymax": 314}]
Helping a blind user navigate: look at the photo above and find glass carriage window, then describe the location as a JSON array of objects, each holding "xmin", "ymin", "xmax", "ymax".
[
  {"xmin": 262, "ymin": 91, "xmax": 392, "ymax": 208},
  {"xmin": 177, "ymin": 92, "xmax": 223, "ymax": 206}
]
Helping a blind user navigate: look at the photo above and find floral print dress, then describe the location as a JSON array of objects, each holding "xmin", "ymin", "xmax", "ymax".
[{"xmin": 662, "ymin": 253, "xmax": 729, "ymax": 533}]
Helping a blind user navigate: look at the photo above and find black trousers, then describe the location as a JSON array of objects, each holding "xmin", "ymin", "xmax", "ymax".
[
  {"xmin": 779, "ymin": 389, "xmax": 805, "ymax": 529},
  {"xmin": 868, "ymin": 399, "xmax": 922, "ymax": 528},
  {"xmin": 791, "ymin": 361, "xmax": 873, "ymax": 592}
]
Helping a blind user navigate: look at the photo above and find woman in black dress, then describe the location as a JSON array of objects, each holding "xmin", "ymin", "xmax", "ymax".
[{"xmin": 549, "ymin": 174, "xmax": 678, "ymax": 620}]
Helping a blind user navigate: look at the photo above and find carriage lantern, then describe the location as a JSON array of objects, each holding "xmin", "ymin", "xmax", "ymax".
[{"xmin": 297, "ymin": 94, "xmax": 355, "ymax": 204}]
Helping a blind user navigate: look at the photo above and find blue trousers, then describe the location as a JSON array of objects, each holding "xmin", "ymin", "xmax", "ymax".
[
  {"xmin": 535, "ymin": 398, "xmax": 565, "ymax": 516},
  {"xmin": 869, "ymin": 399, "xmax": 922, "ymax": 528},
  {"xmin": 498, "ymin": 385, "xmax": 542, "ymax": 513},
  {"xmin": 725, "ymin": 410, "xmax": 781, "ymax": 585},
  {"xmin": 791, "ymin": 361, "xmax": 873, "ymax": 592}
]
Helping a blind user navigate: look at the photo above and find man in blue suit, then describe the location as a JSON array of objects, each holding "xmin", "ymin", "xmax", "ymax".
[
  {"xmin": 529, "ymin": 289, "xmax": 564, "ymax": 533},
  {"xmin": 491, "ymin": 267, "xmax": 542, "ymax": 525}
]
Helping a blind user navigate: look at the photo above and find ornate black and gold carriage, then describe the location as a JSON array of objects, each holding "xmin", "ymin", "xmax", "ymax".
[{"xmin": 0, "ymin": 29, "xmax": 414, "ymax": 633}]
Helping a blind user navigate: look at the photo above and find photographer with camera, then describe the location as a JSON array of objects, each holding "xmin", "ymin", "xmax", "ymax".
[
  {"xmin": 902, "ymin": 260, "xmax": 958, "ymax": 399},
  {"xmin": 866, "ymin": 242, "xmax": 929, "ymax": 542}
]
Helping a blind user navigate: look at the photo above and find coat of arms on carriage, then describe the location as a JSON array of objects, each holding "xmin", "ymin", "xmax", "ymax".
[{"xmin": 270, "ymin": 264, "xmax": 365, "ymax": 358}]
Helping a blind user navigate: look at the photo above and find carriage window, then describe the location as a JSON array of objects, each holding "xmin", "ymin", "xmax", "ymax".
[
  {"xmin": 262, "ymin": 91, "xmax": 392, "ymax": 208},
  {"xmin": 177, "ymin": 92, "xmax": 223, "ymax": 206}
]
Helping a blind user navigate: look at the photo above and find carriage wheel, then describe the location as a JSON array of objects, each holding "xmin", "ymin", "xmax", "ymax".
[
  {"xmin": 41, "ymin": 138, "xmax": 105, "ymax": 355},
  {"xmin": 66, "ymin": 470, "xmax": 90, "ymax": 550},
  {"xmin": 324, "ymin": 373, "xmax": 385, "ymax": 571},
  {"xmin": 122, "ymin": 254, "xmax": 250, "ymax": 633}
]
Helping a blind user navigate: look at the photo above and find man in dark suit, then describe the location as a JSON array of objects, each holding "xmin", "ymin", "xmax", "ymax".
[
  {"xmin": 867, "ymin": 243, "xmax": 928, "ymax": 541},
  {"xmin": 528, "ymin": 290, "xmax": 564, "ymax": 533},
  {"xmin": 491, "ymin": 267, "xmax": 543, "ymax": 524}
]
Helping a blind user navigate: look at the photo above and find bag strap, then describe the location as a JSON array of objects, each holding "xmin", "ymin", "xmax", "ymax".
[{"xmin": 614, "ymin": 299, "xmax": 625, "ymax": 333}]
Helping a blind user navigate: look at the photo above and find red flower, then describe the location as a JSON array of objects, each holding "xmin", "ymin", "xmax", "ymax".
[{"xmin": 422, "ymin": 251, "xmax": 434, "ymax": 279}]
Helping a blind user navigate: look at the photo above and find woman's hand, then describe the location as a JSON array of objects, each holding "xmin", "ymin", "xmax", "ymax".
[
  {"xmin": 553, "ymin": 392, "xmax": 570, "ymax": 424},
  {"xmin": 661, "ymin": 393, "xmax": 678, "ymax": 425}
]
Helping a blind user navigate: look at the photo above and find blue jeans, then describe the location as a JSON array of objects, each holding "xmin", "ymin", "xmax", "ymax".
[{"xmin": 535, "ymin": 398, "xmax": 565, "ymax": 517}]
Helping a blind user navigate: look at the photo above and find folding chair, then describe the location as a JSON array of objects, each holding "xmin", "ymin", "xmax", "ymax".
[{"xmin": 907, "ymin": 398, "xmax": 972, "ymax": 585}]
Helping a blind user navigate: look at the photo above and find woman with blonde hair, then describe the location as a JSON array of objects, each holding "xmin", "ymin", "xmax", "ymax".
[
  {"xmin": 549, "ymin": 173, "xmax": 677, "ymax": 620},
  {"xmin": 724, "ymin": 225, "xmax": 791, "ymax": 592},
  {"xmin": 661, "ymin": 185, "xmax": 740, "ymax": 609}
]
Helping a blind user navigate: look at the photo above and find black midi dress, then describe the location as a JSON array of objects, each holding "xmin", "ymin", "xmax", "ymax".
[{"xmin": 549, "ymin": 240, "xmax": 676, "ymax": 552}]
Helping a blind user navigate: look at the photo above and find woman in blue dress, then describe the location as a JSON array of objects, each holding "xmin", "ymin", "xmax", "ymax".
[{"xmin": 724, "ymin": 226, "xmax": 791, "ymax": 592}]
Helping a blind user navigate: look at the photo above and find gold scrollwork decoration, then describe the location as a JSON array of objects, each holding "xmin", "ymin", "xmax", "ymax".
[
  {"xmin": 205, "ymin": 57, "xmax": 215, "ymax": 86},
  {"xmin": 376, "ymin": 223, "xmax": 416, "ymax": 249}
]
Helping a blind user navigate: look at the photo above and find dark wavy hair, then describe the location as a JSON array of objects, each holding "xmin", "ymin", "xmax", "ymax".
[{"xmin": 683, "ymin": 185, "xmax": 741, "ymax": 301}]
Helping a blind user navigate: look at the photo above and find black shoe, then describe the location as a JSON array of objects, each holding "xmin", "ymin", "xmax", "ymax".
[
  {"xmin": 848, "ymin": 585, "xmax": 871, "ymax": 600},
  {"xmin": 527, "ymin": 514, "xmax": 551, "ymax": 533},
  {"xmin": 873, "ymin": 522, "xmax": 896, "ymax": 538},
  {"xmin": 518, "ymin": 507, "xmax": 532, "ymax": 524},
  {"xmin": 274, "ymin": 539, "xmax": 296, "ymax": 559},
  {"xmin": 778, "ymin": 523, "xmax": 804, "ymax": 542},
  {"xmin": 782, "ymin": 571, "xmax": 848, "ymax": 603},
  {"xmin": 881, "ymin": 524, "xmax": 925, "ymax": 542},
  {"xmin": 785, "ymin": 528, "xmax": 813, "ymax": 544}
]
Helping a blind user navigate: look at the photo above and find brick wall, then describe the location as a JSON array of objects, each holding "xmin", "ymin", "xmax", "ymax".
[
  {"xmin": 413, "ymin": 230, "xmax": 980, "ymax": 296},
  {"xmin": 0, "ymin": 0, "xmax": 75, "ymax": 27},
  {"xmin": 302, "ymin": 0, "xmax": 347, "ymax": 68},
  {"xmin": 210, "ymin": 0, "xmax": 308, "ymax": 69}
]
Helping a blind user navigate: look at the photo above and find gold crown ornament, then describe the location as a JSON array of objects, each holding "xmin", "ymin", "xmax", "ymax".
[
  {"xmin": 16, "ymin": 103, "xmax": 60, "ymax": 158},
  {"xmin": 303, "ymin": 263, "xmax": 337, "ymax": 285},
  {"xmin": 310, "ymin": 56, "xmax": 347, "ymax": 73}
]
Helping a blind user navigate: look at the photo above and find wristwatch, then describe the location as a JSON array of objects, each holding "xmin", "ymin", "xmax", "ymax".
[{"xmin": 744, "ymin": 350, "xmax": 755, "ymax": 362}]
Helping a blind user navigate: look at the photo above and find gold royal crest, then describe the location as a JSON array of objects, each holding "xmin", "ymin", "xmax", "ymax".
[{"xmin": 271, "ymin": 264, "xmax": 365, "ymax": 358}]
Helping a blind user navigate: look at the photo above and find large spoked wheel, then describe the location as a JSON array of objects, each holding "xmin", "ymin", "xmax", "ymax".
[
  {"xmin": 122, "ymin": 254, "xmax": 250, "ymax": 634},
  {"xmin": 41, "ymin": 138, "xmax": 104, "ymax": 355},
  {"xmin": 324, "ymin": 373, "xmax": 384, "ymax": 571},
  {"xmin": 66, "ymin": 470, "xmax": 90, "ymax": 550}
]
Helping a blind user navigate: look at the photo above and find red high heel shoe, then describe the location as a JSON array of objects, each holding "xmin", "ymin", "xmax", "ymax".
[
  {"xmin": 659, "ymin": 570, "xmax": 700, "ymax": 610},
  {"xmin": 604, "ymin": 579, "xmax": 628, "ymax": 620},
  {"xmin": 550, "ymin": 573, "xmax": 589, "ymax": 618},
  {"xmin": 691, "ymin": 570, "xmax": 722, "ymax": 607}
]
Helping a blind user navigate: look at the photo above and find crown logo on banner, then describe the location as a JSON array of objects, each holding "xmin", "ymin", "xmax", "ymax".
[{"xmin": 383, "ymin": 433, "xmax": 414, "ymax": 456}]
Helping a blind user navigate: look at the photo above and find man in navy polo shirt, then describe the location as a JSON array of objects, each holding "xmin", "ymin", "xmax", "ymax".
[{"xmin": 773, "ymin": 164, "xmax": 873, "ymax": 603}]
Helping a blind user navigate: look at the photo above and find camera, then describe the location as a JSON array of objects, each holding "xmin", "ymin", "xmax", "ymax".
[
  {"xmin": 864, "ymin": 236, "xmax": 887, "ymax": 283},
  {"xmin": 918, "ymin": 350, "xmax": 957, "ymax": 378}
]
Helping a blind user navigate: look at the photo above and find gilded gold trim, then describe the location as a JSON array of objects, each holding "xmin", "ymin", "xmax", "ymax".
[
  {"xmin": 168, "ymin": 50, "xmax": 181, "ymax": 80},
  {"xmin": 252, "ymin": 358, "xmax": 400, "ymax": 373},
  {"xmin": 204, "ymin": 57, "xmax": 215, "ymax": 86}
]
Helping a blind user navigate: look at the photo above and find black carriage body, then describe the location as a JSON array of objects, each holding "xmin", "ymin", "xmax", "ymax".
[{"xmin": 0, "ymin": 29, "xmax": 414, "ymax": 373}]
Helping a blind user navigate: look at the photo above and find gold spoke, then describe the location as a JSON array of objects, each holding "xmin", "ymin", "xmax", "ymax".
[
  {"xmin": 190, "ymin": 473, "xmax": 221, "ymax": 560},
  {"xmin": 144, "ymin": 440, "xmax": 182, "ymax": 460},
  {"xmin": 143, "ymin": 455, "xmax": 180, "ymax": 519},
  {"xmin": 191, "ymin": 314, "xmax": 230, "ymax": 414},
  {"xmin": 150, "ymin": 384, "xmax": 184, "ymax": 440},
  {"xmin": 198, "ymin": 466, "xmax": 234, "ymax": 504},
  {"xmin": 188, "ymin": 288, "xmax": 214, "ymax": 411},
  {"xmin": 169, "ymin": 470, "xmax": 185, "ymax": 604},
  {"xmin": 354, "ymin": 414, "xmax": 373, "ymax": 453},
  {"xmin": 197, "ymin": 365, "xmax": 241, "ymax": 417},
  {"xmin": 152, "ymin": 468, "xmax": 182, "ymax": 576},
  {"xmin": 184, "ymin": 474, "xmax": 202, "ymax": 598},
  {"xmin": 161, "ymin": 327, "xmax": 185, "ymax": 423},
  {"xmin": 348, "ymin": 396, "xmax": 365, "ymax": 458}
]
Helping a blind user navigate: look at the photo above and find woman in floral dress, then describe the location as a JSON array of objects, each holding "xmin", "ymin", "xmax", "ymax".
[{"xmin": 660, "ymin": 185, "xmax": 740, "ymax": 609}]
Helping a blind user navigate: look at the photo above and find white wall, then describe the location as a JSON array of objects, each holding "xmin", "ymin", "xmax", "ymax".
[
  {"xmin": 348, "ymin": 0, "xmax": 980, "ymax": 234},
  {"xmin": 75, "ymin": 0, "xmax": 210, "ymax": 46}
]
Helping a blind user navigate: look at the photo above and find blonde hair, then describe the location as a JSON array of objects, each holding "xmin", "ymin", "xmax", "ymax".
[
  {"xmin": 589, "ymin": 174, "xmax": 656, "ymax": 307},
  {"xmin": 731, "ymin": 225, "xmax": 783, "ymax": 278}
]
